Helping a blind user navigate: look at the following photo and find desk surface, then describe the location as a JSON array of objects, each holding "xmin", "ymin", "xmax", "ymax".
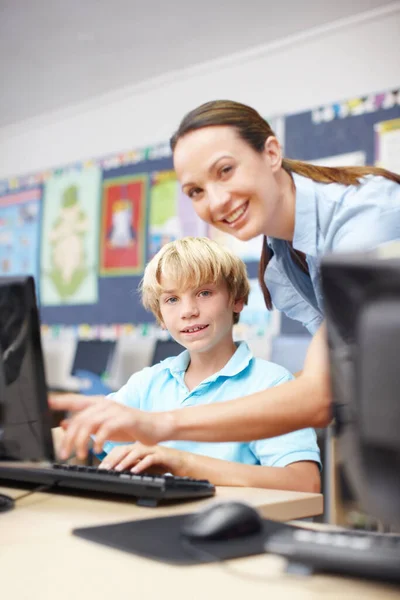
[{"xmin": 1, "ymin": 485, "xmax": 398, "ymax": 600}]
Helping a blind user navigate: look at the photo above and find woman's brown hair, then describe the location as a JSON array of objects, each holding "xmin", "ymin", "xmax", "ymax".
[{"xmin": 170, "ymin": 100, "xmax": 400, "ymax": 309}]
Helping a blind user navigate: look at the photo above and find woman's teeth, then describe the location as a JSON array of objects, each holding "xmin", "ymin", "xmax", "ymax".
[{"xmin": 225, "ymin": 204, "xmax": 246, "ymax": 224}]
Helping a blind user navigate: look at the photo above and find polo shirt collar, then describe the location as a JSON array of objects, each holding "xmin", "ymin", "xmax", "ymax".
[
  {"xmin": 216, "ymin": 341, "xmax": 252, "ymax": 377},
  {"xmin": 166, "ymin": 341, "xmax": 252, "ymax": 379},
  {"xmin": 168, "ymin": 348, "xmax": 191, "ymax": 374}
]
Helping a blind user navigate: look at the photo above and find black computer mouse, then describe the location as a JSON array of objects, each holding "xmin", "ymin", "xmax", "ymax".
[
  {"xmin": 0, "ymin": 493, "xmax": 15, "ymax": 512},
  {"xmin": 181, "ymin": 501, "xmax": 263, "ymax": 541}
]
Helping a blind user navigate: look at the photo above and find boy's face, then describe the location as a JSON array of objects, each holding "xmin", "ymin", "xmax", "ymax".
[{"xmin": 158, "ymin": 275, "xmax": 244, "ymax": 354}]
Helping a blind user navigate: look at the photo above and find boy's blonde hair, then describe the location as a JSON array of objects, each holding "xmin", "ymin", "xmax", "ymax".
[{"xmin": 141, "ymin": 237, "xmax": 250, "ymax": 325}]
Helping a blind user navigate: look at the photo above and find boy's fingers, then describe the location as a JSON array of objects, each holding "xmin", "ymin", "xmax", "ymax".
[
  {"xmin": 131, "ymin": 454, "xmax": 156, "ymax": 474},
  {"xmin": 99, "ymin": 446, "xmax": 131, "ymax": 470},
  {"xmin": 116, "ymin": 447, "xmax": 147, "ymax": 471}
]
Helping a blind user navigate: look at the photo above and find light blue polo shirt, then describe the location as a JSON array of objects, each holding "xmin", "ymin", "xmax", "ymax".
[
  {"xmin": 103, "ymin": 341, "xmax": 320, "ymax": 469},
  {"xmin": 266, "ymin": 173, "xmax": 400, "ymax": 333}
]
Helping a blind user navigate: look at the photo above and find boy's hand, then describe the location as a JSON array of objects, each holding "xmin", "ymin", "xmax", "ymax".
[
  {"xmin": 48, "ymin": 394, "xmax": 175, "ymax": 460},
  {"xmin": 99, "ymin": 443, "xmax": 188, "ymax": 476}
]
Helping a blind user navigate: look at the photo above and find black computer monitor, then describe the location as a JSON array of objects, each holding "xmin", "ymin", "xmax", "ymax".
[
  {"xmin": 71, "ymin": 339, "xmax": 116, "ymax": 378},
  {"xmin": 0, "ymin": 276, "xmax": 54, "ymax": 461},
  {"xmin": 0, "ymin": 349, "xmax": 5, "ymax": 433},
  {"xmin": 150, "ymin": 338, "xmax": 185, "ymax": 366},
  {"xmin": 321, "ymin": 251, "xmax": 400, "ymax": 529}
]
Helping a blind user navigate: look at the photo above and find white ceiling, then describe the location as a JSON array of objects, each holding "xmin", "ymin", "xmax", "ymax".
[{"xmin": 0, "ymin": 0, "xmax": 390, "ymax": 128}]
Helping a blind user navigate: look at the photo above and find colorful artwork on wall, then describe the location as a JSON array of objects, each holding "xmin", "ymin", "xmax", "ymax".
[
  {"xmin": 100, "ymin": 174, "xmax": 147, "ymax": 275},
  {"xmin": 40, "ymin": 167, "xmax": 101, "ymax": 305},
  {"xmin": 149, "ymin": 170, "xmax": 206, "ymax": 257},
  {"xmin": 0, "ymin": 187, "xmax": 41, "ymax": 282}
]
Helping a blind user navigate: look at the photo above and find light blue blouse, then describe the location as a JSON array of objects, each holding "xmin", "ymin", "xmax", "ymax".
[{"xmin": 266, "ymin": 173, "xmax": 400, "ymax": 333}]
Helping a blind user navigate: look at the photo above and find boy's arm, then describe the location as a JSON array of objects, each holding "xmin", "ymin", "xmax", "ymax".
[
  {"xmin": 178, "ymin": 453, "xmax": 321, "ymax": 493},
  {"xmin": 100, "ymin": 443, "xmax": 320, "ymax": 493}
]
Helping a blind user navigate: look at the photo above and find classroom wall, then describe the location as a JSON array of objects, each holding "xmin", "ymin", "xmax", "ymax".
[
  {"xmin": 2, "ymin": 4, "xmax": 399, "ymax": 388},
  {"xmin": 0, "ymin": 4, "xmax": 399, "ymax": 179}
]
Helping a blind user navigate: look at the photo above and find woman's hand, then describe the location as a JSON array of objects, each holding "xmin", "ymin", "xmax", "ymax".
[
  {"xmin": 99, "ymin": 443, "xmax": 188, "ymax": 476},
  {"xmin": 48, "ymin": 394, "xmax": 175, "ymax": 460}
]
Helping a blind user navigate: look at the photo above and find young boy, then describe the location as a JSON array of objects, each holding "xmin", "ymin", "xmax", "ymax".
[{"xmin": 52, "ymin": 237, "xmax": 320, "ymax": 492}]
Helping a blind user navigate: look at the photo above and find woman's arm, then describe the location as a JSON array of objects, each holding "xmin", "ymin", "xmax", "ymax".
[{"xmin": 164, "ymin": 325, "xmax": 332, "ymax": 443}]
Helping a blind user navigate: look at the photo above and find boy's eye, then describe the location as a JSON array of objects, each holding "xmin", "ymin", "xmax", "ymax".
[
  {"xmin": 165, "ymin": 297, "xmax": 178, "ymax": 304},
  {"xmin": 199, "ymin": 290, "xmax": 212, "ymax": 298}
]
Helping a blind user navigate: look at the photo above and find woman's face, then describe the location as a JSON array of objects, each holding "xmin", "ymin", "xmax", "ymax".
[{"xmin": 173, "ymin": 126, "xmax": 282, "ymax": 241}]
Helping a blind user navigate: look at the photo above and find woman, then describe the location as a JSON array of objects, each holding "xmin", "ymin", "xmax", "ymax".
[{"xmin": 51, "ymin": 100, "xmax": 400, "ymax": 460}]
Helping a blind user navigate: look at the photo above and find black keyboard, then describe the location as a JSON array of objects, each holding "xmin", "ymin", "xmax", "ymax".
[
  {"xmin": 0, "ymin": 462, "xmax": 215, "ymax": 506},
  {"xmin": 265, "ymin": 527, "xmax": 400, "ymax": 583}
]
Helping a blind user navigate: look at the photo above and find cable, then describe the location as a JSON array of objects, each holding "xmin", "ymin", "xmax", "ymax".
[
  {"xmin": 13, "ymin": 482, "xmax": 56, "ymax": 503},
  {"xmin": 0, "ymin": 482, "xmax": 58, "ymax": 514}
]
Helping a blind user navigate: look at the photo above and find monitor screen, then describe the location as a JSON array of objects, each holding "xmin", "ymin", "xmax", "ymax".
[
  {"xmin": 71, "ymin": 339, "xmax": 116, "ymax": 378},
  {"xmin": 321, "ymin": 251, "xmax": 400, "ymax": 529},
  {"xmin": 0, "ymin": 276, "xmax": 54, "ymax": 461},
  {"xmin": 151, "ymin": 339, "xmax": 185, "ymax": 366}
]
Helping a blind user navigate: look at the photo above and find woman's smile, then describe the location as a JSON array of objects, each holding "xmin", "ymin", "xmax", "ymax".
[{"xmin": 222, "ymin": 201, "xmax": 249, "ymax": 228}]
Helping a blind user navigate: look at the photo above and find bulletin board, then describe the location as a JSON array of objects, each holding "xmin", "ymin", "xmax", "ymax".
[
  {"xmin": 0, "ymin": 149, "xmax": 207, "ymax": 327},
  {"xmin": 285, "ymin": 91, "xmax": 400, "ymax": 166},
  {"xmin": 41, "ymin": 156, "xmax": 174, "ymax": 325},
  {"xmin": 0, "ymin": 87, "xmax": 399, "ymax": 334}
]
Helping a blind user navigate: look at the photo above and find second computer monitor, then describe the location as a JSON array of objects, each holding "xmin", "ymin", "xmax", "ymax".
[
  {"xmin": 151, "ymin": 339, "xmax": 185, "ymax": 366},
  {"xmin": 71, "ymin": 339, "xmax": 116, "ymax": 378}
]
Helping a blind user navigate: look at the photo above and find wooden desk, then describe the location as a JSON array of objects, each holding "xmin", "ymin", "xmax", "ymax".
[{"xmin": 1, "ymin": 485, "xmax": 398, "ymax": 600}]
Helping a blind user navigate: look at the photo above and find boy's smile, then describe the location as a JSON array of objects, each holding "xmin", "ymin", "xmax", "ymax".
[{"xmin": 180, "ymin": 323, "xmax": 209, "ymax": 336}]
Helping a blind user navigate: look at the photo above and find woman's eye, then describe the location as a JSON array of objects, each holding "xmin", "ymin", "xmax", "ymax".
[
  {"xmin": 188, "ymin": 187, "xmax": 202, "ymax": 199},
  {"xmin": 220, "ymin": 165, "xmax": 233, "ymax": 177}
]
